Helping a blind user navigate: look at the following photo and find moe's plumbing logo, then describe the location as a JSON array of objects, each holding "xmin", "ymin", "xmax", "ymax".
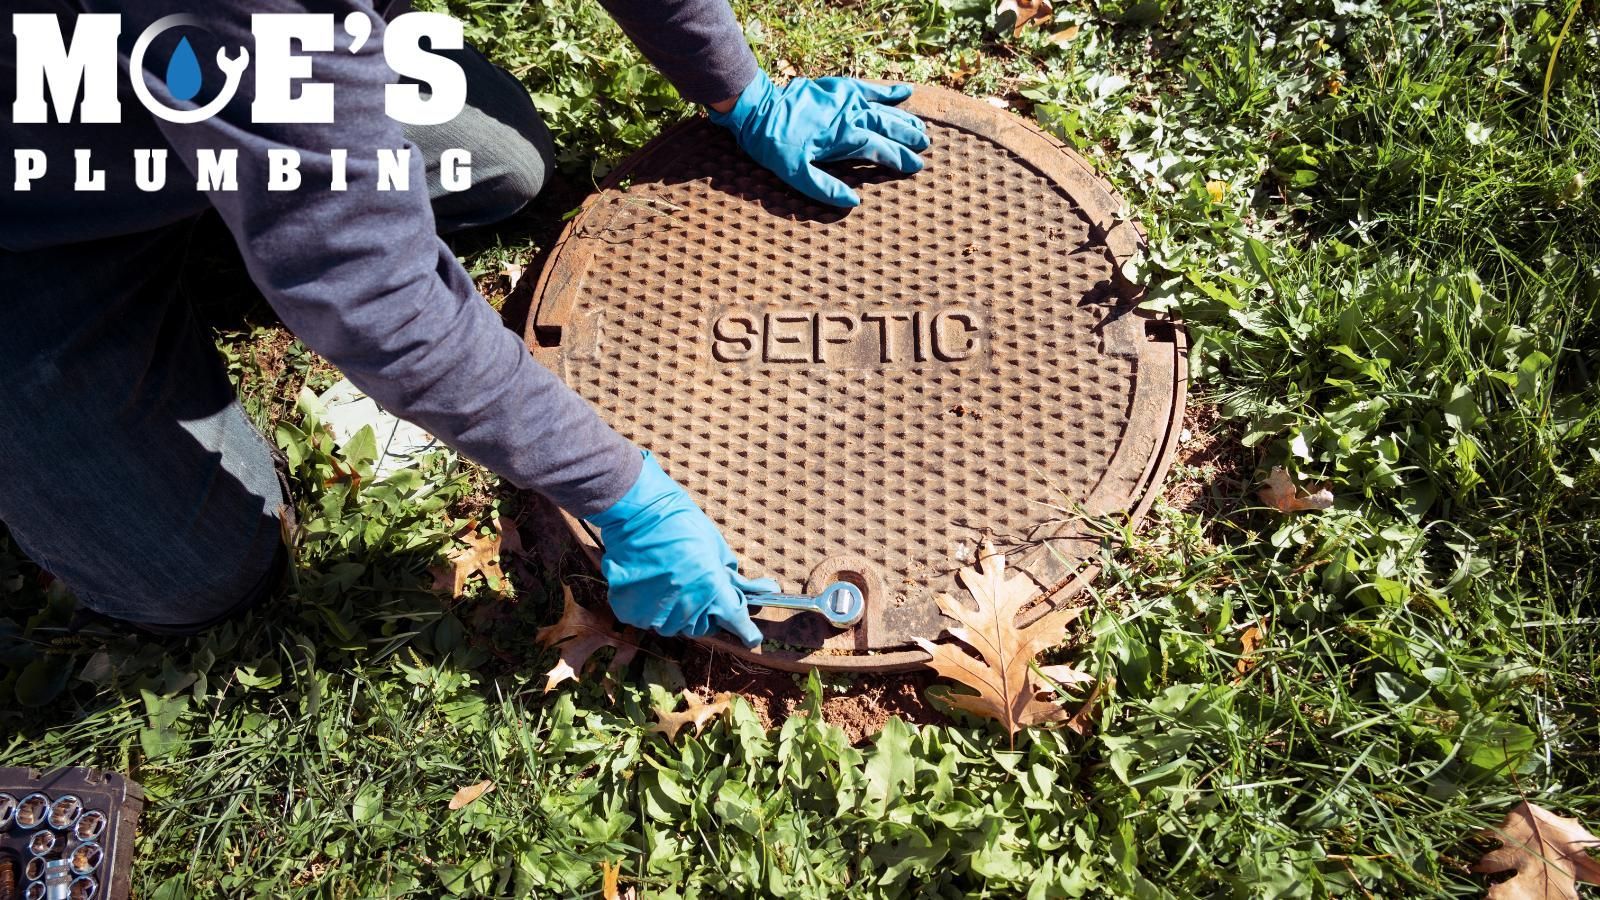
[{"xmin": 9, "ymin": 12, "xmax": 472, "ymax": 193}]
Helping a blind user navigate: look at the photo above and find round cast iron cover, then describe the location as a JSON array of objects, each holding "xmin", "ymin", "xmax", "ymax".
[{"xmin": 526, "ymin": 85, "xmax": 1185, "ymax": 671}]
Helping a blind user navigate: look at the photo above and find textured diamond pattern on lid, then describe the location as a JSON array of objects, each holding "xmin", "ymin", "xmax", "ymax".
[{"xmin": 528, "ymin": 86, "xmax": 1183, "ymax": 656}]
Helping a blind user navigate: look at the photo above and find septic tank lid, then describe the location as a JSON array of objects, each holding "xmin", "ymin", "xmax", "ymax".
[{"xmin": 525, "ymin": 85, "xmax": 1185, "ymax": 672}]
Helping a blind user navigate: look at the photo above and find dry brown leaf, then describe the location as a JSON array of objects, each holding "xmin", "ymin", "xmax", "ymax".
[
  {"xmin": 942, "ymin": 48, "xmax": 985, "ymax": 86},
  {"xmin": 430, "ymin": 519, "xmax": 507, "ymax": 598},
  {"xmin": 996, "ymin": 0, "xmax": 1053, "ymax": 35},
  {"xmin": 496, "ymin": 515, "xmax": 524, "ymax": 556},
  {"xmin": 913, "ymin": 542, "xmax": 1090, "ymax": 738},
  {"xmin": 1049, "ymin": 23, "xmax": 1080, "ymax": 43},
  {"xmin": 1259, "ymin": 467, "xmax": 1334, "ymax": 513},
  {"xmin": 1037, "ymin": 664, "xmax": 1096, "ymax": 688},
  {"xmin": 1063, "ymin": 677, "xmax": 1107, "ymax": 736},
  {"xmin": 1234, "ymin": 619, "xmax": 1266, "ymax": 681},
  {"xmin": 535, "ymin": 586, "xmax": 643, "ymax": 692},
  {"xmin": 447, "ymin": 779, "xmax": 494, "ymax": 810},
  {"xmin": 323, "ymin": 454, "xmax": 363, "ymax": 492},
  {"xmin": 650, "ymin": 691, "xmax": 735, "ymax": 741},
  {"xmin": 1474, "ymin": 801, "xmax": 1600, "ymax": 900},
  {"xmin": 600, "ymin": 860, "xmax": 621, "ymax": 900}
]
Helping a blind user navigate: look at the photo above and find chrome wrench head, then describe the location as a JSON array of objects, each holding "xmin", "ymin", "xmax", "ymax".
[{"xmin": 746, "ymin": 582, "xmax": 865, "ymax": 628}]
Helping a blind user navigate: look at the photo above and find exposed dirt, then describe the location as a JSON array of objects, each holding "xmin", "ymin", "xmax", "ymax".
[
  {"xmin": 504, "ymin": 494, "xmax": 950, "ymax": 744},
  {"xmin": 679, "ymin": 645, "xmax": 947, "ymax": 744},
  {"xmin": 1164, "ymin": 402, "xmax": 1252, "ymax": 516}
]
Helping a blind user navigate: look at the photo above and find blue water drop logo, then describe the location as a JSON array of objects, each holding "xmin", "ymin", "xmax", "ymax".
[{"xmin": 165, "ymin": 36, "xmax": 202, "ymax": 102}]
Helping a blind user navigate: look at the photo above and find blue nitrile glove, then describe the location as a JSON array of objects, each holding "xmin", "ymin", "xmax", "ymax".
[
  {"xmin": 586, "ymin": 451, "xmax": 778, "ymax": 648},
  {"xmin": 708, "ymin": 70, "xmax": 930, "ymax": 208}
]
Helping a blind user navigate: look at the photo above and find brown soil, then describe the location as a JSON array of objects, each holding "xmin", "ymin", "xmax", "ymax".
[
  {"xmin": 1164, "ymin": 402, "xmax": 1252, "ymax": 516},
  {"xmin": 678, "ymin": 645, "xmax": 947, "ymax": 744},
  {"xmin": 503, "ymin": 497, "xmax": 945, "ymax": 744}
]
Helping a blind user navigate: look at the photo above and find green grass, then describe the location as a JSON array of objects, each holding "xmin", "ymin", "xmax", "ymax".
[{"xmin": 2, "ymin": 0, "xmax": 1597, "ymax": 895}]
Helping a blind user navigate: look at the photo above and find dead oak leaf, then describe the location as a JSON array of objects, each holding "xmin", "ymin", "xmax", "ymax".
[
  {"xmin": 1474, "ymin": 801, "xmax": 1600, "ymax": 900},
  {"xmin": 913, "ymin": 542, "xmax": 1090, "ymax": 738},
  {"xmin": 1049, "ymin": 23, "xmax": 1080, "ymax": 44},
  {"xmin": 995, "ymin": 0, "xmax": 1053, "ymax": 35},
  {"xmin": 1234, "ymin": 619, "xmax": 1267, "ymax": 682},
  {"xmin": 431, "ymin": 516, "xmax": 522, "ymax": 599},
  {"xmin": 497, "ymin": 515, "xmax": 524, "ymax": 556},
  {"xmin": 535, "ymin": 586, "xmax": 643, "ymax": 692},
  {"xmin": 650, "ymin": 691, "xmax": 735, "ymax": 741},
  {"xmin": 600, "ymin": 860, "xmax": 621, "ymax": 900},
  {"xmin": 1259, "ymin": 466, "xmax": 1334, "ymax": 513},
  {"xmin": 447, "ymin": 779, "xmax": 494, "ymax": 811},
  {"xmin": 1037, "ymin": 663, "xmax": 1095, "ymax": 688},
  {"xmin": 1063, "ymin": 677, "xmax": 1107, "ymax": 736}
]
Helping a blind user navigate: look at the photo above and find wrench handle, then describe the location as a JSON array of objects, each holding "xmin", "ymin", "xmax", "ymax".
[{"xmin": 747, "ymin": 582, "xmax": 864, "ymax": 628}]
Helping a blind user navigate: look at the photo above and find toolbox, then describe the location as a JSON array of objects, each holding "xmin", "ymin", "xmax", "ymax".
[{"xmin": 0, "ymin": 768, "xmax": 141, "ymax": 900}]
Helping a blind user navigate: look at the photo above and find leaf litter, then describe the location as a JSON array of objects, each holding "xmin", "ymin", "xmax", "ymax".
[
  {"xmin": 650, "ymin": 691, "xmax": 736, "ymax": 741},
  {"xmin": 1258, "ymin": 466, "xmax": 1334, "ymax": 513},
  {"xmin": 535, "ymin": 586, "xmax": 644, "ymax": 692},
  {"xmin": 1474, "ymin": 801, "xmax": 1600, "ymax": 900},
  {"xmin": 913, "ymin": 542, "xmax": 1095, "ymax": 738},
  {"xmin": 430, "ymin": 516, "xmax": 522, "ymax": 599},
  {"xmin": 447, "ymin": 779, "xmax": 494, "ymax": 811}
]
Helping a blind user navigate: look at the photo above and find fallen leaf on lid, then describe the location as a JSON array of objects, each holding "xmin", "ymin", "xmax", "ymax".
[
  {"xmin": 914, "ymin": 542, "xmax": 1093, "ymax": 740},
  {"xmin": 448, "ymin": 779, "xmax": 494, "ymax": 810},
  {"xmin": 650, "ymin": 691, "xmax": 735, "ymax": 741},
  {"xmin": 1259, "ymin": 467, "xmax": 1334, "ymax": 513},
  {"xmin": 1473, "ymin": 801, "xmax": 1600, "ymax": 899},
  {"xmin": 535, "ymin": 586, "xmax": 644, "ymax": 693}
]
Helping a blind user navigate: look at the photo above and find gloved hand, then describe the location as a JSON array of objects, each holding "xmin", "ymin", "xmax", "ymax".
[
  {"xmin": 586, "ymin": 451, "xmax": 778, "ymax": 648},
  {"xmin": 709, "ymin": 70, "xmax": 930, "ymax": 208}
]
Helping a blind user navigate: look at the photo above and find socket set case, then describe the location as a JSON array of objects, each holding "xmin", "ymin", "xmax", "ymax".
[{"xmin": 0, "ymin": 767, "xmax": 142, "ymax": 900}]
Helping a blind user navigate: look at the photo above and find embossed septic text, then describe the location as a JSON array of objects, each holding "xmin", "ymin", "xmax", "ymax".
[{"xmin": 711, "ymin": 308, "xmax": 985, "ymax": 366}]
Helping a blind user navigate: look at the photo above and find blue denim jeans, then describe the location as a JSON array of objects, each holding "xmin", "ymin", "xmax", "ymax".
[{"xmin": 0, "ymin": 47, "xmax": 554, "ymax": 630}]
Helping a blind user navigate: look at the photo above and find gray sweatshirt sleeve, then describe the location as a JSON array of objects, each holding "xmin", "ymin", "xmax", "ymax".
[
  {"xmin": 598, "ymin": 0, "xmax": 760, "ymax": 105},
  {"xmin": 125, "ymin": 0, "xmax": 642, "ymax": 516}
]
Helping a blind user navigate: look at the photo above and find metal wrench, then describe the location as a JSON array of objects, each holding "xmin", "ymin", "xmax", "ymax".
[{"xmin": 746, "ymin": 582, "xmax": 865, "ymax": 628}]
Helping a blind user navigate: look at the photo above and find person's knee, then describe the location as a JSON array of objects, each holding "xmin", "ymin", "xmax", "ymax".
[
  {"xmin": 24, "ymin": 404, "xmax": 287, "ymax": 631},
  {"xmin": 409, "ymin": 46, "xmax": 559, "ymax": 230},
  {"xmin": 427, "ymin": 140, "xmax": 548, "ymax": 230},
  {"xmin": 472, "ymin": 130, "xmax": 554, "ymax": 216}
]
